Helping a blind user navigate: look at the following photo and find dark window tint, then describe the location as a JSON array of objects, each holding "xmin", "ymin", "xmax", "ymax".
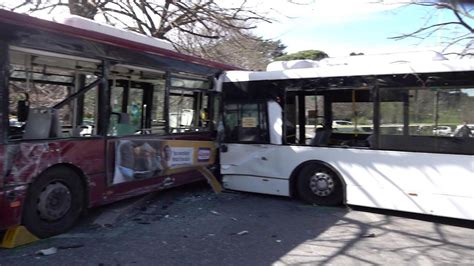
[{"xmin": 223, "ymin": 102, "xmax": 268, "ymax": 143}]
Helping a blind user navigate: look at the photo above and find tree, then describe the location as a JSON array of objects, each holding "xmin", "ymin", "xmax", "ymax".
[
  {"xmin": 0, "ymin": 0, "xmax": 272, "ymax": 48},
  {"xmin": 180, "ymin": 31, "xmax": 286, "ymax": 70},
  {"xmin": 388, "ymin": 0, "xmax": 474, "ymax": 57},
  {"xmin": 273, "ymin": 50, "xmax": 329, "ymax": 61}
]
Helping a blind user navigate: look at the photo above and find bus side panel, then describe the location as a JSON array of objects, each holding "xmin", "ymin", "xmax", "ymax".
[
  {"xmin": 3, "ymin": 140, "xmax": 105, "ymax": 183},
  {"xmin": 97, "ymin": 136, "xmax": 216, "ymax": 205},
  {"xmin": 222, "ymin": 174, "xmax": 289, "ymax": 196},
  {"xmin": 0, "ymin": 144, "xmax": 26, "ymax": 231},
  {"xmin": 1, "ymin": 139, "xmax": 105, "ymax": 207},
  {"xmin": 221, "ymin": 144, "xmax": 474, "ymax": 220}
]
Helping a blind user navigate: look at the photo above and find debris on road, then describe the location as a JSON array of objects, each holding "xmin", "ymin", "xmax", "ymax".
[
  {"xmin": 35, "ymin": 247, "xmax": 58, "ymax": 256},
  {"xmin": 362, "ymin": 233, "xmax": 376, "ymax": 238},
  {"xmin": 236, "ymin": 230, "xmax": 249, "ymax": 236},
  {"xmin": 93, "ymin": 193, "xmax": 157, "ymax": 227},
  {"xmin": 57, "ymin": 244, "xmax": 84, "ymax": 250},
  {"xmin": 210, "ymin": 210, "xmax": 220, "ymax": 215}
]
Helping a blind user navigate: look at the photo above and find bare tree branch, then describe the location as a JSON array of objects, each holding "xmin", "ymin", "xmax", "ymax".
[
  {"xmin": 389, "ymin": 1, "xmax": 474, "ymax": 56},
  {"xmin": 3, "ymin": 0, "xmax": 275, "ymax": 57}
]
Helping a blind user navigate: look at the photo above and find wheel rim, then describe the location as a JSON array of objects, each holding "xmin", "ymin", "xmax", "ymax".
[
  {"xmin": 309, "ymin": 171, "xmax": 335, "ymax": 197},
  {"xmin": 37, "ymin": 182, "xmax": 72, "ymax": 221}
]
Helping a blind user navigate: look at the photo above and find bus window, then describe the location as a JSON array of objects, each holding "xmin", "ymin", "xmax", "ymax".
[
  {"xmin": 378, "ymin": 87, "xmax": 474, "ymax": 154},
  {"xmin": 128, "ymin": 88, "xmax": 144, "ymax": 130},
  {"xmin": 328, "ymin": 89, "xmax": 373, "ymax": 147},
  {"xmin": 304, "ymin": 95, "xmax": 325, "ymax": 144},
  {"xmin": 8, "ymin": 49, "xmax": 101, "ymax": 140},
  {"xmin": 152, "ymin": 83, "xmax": 166, "ymax": 134},
  {"xmin": 168, "ymin": 76, "xmax": 212, "ymax": 133},
  {"xmin": 169, "ymin": 90, "xmax": 195, "ymax": 132},
  {"xmin": 223, "ymin": 102, "xmax": 269, "ymax": 143},
  {"xmin": 108, "ymin": 65, "xmax": 166, "ymax": 136}
]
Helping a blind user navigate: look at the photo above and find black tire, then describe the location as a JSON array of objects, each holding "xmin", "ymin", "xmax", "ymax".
[
  {"xmin": 296, "ymin": 163, "xmax": 343, "ymax": 206},
  {"xmin": 22, "ymin": 167, "xmax": 85, "ymax": 238}
]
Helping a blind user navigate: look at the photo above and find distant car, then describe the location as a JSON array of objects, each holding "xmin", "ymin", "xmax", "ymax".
[
  {"xmin": 432, "ymin": 126, "xmax": 452, "ymax": 136},
  {"xmin": 9, "ymin": 119, "xmax": 24, "ymax": 128},
  {"xmin": 332, "ymin": 120, "xmax": 352, "ymax": 127}
]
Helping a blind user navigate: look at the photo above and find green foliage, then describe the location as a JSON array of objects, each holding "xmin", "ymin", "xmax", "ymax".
[{"xmin": 274, "ymin": 50, "xmax": 328, "ymax": 61}]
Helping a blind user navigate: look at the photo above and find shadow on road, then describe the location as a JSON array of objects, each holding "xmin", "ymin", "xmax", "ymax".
[{"xmin": 1, "ymin": 182, "xmax": 473, "ymax": 265}]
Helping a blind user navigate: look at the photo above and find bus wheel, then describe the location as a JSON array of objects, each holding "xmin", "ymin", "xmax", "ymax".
[
  {"xmin": 22, "ymin": 167, "xmax": 85, "ymax": 238},
  {"xmin": 297, "ymin": 163, "xmax": 343, "ymax": 206}
]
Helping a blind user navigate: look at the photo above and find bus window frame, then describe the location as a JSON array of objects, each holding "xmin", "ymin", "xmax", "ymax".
[
  {"xmin": 221, "ymin": 99, "xmax": 271, "ymax": 144},
  {"xmin": 6, "ymin": 47, "xmax": 108, "ymax": 141},
  {"xmin": 0, "ymin": 41, "xmax": 8, "ymax": 144}
]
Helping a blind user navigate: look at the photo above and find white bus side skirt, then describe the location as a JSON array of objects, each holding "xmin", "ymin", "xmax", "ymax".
[{"xmin": 222, "ymin": 175, "xmax": 290, "ymax": 197}]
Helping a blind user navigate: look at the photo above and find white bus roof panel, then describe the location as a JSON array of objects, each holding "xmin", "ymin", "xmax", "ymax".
[
  {"xmin": 225, "ymin": 57, "xmax": 474, "ymax": 83},
  {"xmin": 58, "ymin": 15, "xmax": 176, "ymax": 52}
]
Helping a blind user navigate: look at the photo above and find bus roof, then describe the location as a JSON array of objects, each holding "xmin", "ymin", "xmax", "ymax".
[
  {"xmin": 0, "ymin": 9, "xmax": 240, "ymax": 71},
  {"xmin": 223, "ymin": 53, "xmax": 474, "ymax": 82},
  {"xmin": 58, "ymin": 15, "xmax": 176, "ymax": 52}
]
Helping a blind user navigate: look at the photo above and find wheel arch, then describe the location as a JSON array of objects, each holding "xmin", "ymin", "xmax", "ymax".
[
  {"xmin": 289, "ymin": 160, "xmax": 347, "ymax": 204},
  {"xmin": 30, "ymin": 163, "xmax": 90, "ymax": 207}
]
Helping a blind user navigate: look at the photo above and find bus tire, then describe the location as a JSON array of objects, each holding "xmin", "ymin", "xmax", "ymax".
[
  {"xmin": 22, "ymin": 167, "xmax": 85, "ymax": 238},
  {"xmin": 296, "ymin": 163, "xmax": 343, "ymax": 206}
]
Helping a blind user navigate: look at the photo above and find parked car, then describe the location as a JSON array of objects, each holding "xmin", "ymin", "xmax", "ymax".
[
  {"xmin": 432, "ymin": 126, "xmax": 452, "ymax": 136},
  {"xmin": 332, "ymin": 120, "xmax": 352, "ymax": 127},
  {"xmin": 9, "ymin": 118, "xmax": 24, "ymax": 128}
]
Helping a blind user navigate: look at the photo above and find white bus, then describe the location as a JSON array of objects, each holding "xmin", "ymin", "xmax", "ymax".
[{"xmin": 218, "ymin": 53, "xmax": 474, "ymax": 220}]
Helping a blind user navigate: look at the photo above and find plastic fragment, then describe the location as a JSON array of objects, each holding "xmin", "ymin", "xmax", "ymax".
[
  {"xmin": 36, "ymin": 247, "xmax": 58, "ymax": 256},
  {"xmin": 237, "ymin": 230, "xmax": 249, "ymax": 236}
]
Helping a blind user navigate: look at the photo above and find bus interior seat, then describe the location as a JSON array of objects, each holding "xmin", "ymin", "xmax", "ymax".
[
  {"xmin": 237, "ymin": 126, "xmax": 261, "ymax": 142},
  {"xmin": 310, "ymin": 128, "xmax": 332, "ymax": 146},
  {"xmin": 114, "ymin": 112, "xmax": 137, "ymax": 135},
  {"xmin": 23, "ymin": 107, "xmax": 63, "ymax": 139}
]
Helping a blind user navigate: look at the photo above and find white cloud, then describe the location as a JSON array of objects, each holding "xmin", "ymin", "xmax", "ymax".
[
  {"xmin": 255, "ymin": 0, "xmax": 406, "ymax": 25},
  {"xmin": 252, "ymin": 0, "xmax": 421, "ymax": 56},
  {"xmin": 253, "ymin": 0, "xmax": 407, "ymax": 40}
]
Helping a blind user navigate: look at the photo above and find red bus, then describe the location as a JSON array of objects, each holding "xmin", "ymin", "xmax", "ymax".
[{"xmin": 0, "ymin": 10, "xmax": 237, "ymax": 238}]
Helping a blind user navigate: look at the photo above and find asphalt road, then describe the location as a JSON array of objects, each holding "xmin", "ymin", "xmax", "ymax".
[{"xmin": 1, "ymin": 182, "xmax": 473, "ymax": 265}]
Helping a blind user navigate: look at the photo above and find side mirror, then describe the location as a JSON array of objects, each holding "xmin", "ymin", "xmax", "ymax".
[{"xmin": 17, "ymin": 93, "xmax": 30, "ymax": 122}]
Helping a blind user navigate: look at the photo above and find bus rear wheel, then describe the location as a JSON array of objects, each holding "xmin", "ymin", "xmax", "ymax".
[
  {"xmin": 297, "ymin": 163, "xmax": 343, "ymax": 206},
  {"xmin": 22, "ymin": 167, "xmax": 85, "ymax": 238}
]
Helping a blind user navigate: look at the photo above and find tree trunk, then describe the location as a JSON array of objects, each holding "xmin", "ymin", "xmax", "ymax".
[{"xmin": 68, "ymin": 0, "xmax": 98, "ymax": 19}]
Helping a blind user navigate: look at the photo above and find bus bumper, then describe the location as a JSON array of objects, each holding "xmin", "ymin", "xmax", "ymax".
[{"xmin": 0, "ymin": 184, "xmax": 27, "ymax": 232}]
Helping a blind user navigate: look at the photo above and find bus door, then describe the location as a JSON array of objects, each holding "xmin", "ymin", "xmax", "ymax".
[{"xmin": 220, "ymin": 100, "xmax": 288, "ymax": 195}]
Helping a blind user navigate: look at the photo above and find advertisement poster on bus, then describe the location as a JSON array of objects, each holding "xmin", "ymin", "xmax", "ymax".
[{"xmin": 113, "ymin": 139, "xmax": 215, "ymax": 184}]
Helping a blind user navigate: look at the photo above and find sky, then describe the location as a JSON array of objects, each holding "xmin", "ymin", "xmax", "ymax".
[{"xmin": 251, "ymin": 0, "xmax": 472, "ymax": 57}]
